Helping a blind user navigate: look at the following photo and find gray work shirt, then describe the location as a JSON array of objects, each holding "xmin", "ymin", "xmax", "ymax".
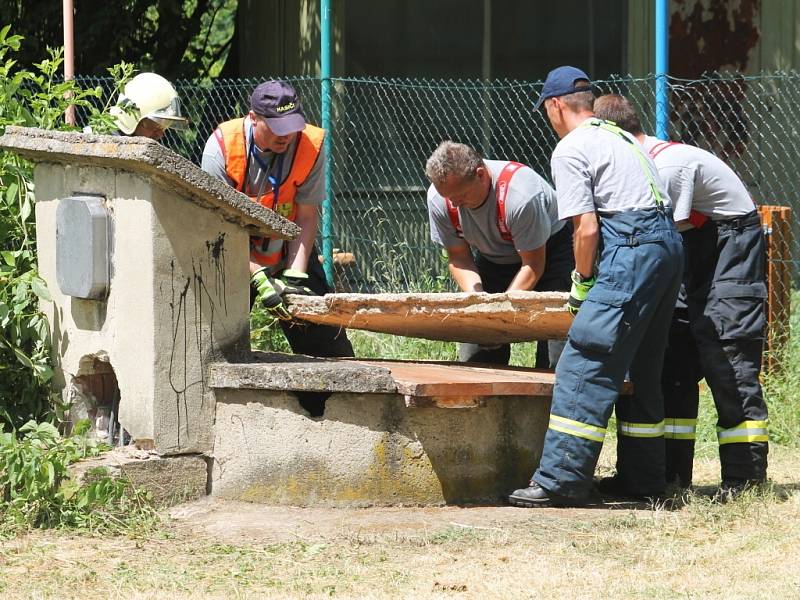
[
  {"xmin": 551, "ymin": 118, "xmax": 670, "ymax": 219},
  {"xmin": 427, "ymin": 160, "xmax": 564, "ymax": 265},
  {"xmin": 641, "ymin": 135, "xmax": 755, "ymax": 222},
  {"xmin": 201, "ymin": 115, "xmax": 326, "ymax": 206}
]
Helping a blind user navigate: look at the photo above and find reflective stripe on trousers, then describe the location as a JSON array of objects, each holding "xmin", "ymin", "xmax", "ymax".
[
  {"xmin": 618, "ymin": 420, "xmax": 665, "ymax": 438},
  {"xmin": 664, "ymin": 418, "xmax": 697, "ymax": 440},
  {"xmin": 549, "ymin": 414, "xmax": 607, "ymax": 443},
  {"xmin": 717, "ymin": 420, "xmax": 769, "ymax": 445}
]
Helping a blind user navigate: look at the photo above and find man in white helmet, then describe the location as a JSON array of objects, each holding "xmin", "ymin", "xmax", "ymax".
[{"xmin": 109, "ymin": 72, "xmax": 188, "ymax": 140}]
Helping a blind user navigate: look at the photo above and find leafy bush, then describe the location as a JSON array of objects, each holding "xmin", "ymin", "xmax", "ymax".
[
  {"xmin": 0, "ymin": 420, "xmax": 156, "ymax": 535},
  {"xmin": 0, "ymin": 26, "xmax": 131, "ymax": 429}
]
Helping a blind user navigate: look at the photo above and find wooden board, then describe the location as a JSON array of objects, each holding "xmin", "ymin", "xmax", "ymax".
[
  {"xmin": 353, "ymin": 360, "xmax": 634, "ymax": 408},
  {"xmin": 758, "ymin": 205, "xmax": 793, "ymax": 374},
  {"xmin": 355, "ymin": 360, "xmax": 559, "ymax": 397},
  {"xmin": 287, "ymin": 291, "xmax": 573, "ymax": 344}
]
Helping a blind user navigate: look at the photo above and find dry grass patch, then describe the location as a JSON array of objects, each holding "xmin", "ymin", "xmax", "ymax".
[{"xmin": 1, "ymin": 448, "xmax": 798, "ymax": 600}]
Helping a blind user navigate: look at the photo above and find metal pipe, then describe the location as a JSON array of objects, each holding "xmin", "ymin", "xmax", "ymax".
[
  {"xmin": 655, "ymin": 0, "xmax": 669, "ymax": 139},
  {"xmin": 320, "ymin": 0, "xmax": 334, "ymax": 287},
  {"xmin": 63, "ymin": 0, "xmax": 76, "ymax": 125}
]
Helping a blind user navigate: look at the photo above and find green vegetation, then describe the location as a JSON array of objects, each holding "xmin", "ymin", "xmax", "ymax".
[
  {"xmin": 0, "ymin": 419, "xmax": 156, "ymax": 536},
  {"xmin": 1, "ymin": 0, "xmax": 238, "ymax": 79}
]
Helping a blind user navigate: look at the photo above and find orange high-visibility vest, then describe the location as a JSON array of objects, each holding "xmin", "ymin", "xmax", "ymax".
[{"xmin": 213, "ymin": 117, "xmax": 325, "ymax": 267}]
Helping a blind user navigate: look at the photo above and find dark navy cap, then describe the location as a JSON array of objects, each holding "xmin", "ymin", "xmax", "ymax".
[
  {"xmin": 535, "ymin": 66, "xmax": 592, "ymax": 109},
  {"xmin": 250, "ymin": 80, "xmax": 306, "ymax": 136}
]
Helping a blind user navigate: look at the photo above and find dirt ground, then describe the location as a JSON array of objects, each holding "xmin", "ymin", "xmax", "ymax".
[{"xmin": 1, "ymin": 446, "xmax": 799, "ymax": 600}]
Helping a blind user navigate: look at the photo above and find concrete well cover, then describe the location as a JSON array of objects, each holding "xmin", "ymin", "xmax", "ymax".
[{"xmin": 286, "ymin": 291, "xmax": 572, "ymax": 344}]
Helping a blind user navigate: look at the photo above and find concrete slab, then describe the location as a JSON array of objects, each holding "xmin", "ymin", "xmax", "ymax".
[
  {"xmin": 208, "ymin": 351, "xmax": 397, "ymax": 394},
  {"xmin": 0, "ymin": 126, "xmax": 298, "ymax": 239},
  {"xmin": 286, "ymin": 291, "xmax": 572, "ymax": 344}
]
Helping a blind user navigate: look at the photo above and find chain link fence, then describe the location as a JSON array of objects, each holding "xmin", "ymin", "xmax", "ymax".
[{"xmin": 75, "ymin": 73, "xmax": 798, "ymax": 314}]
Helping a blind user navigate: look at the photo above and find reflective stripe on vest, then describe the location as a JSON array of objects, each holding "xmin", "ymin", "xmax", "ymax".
[
  {"xmin": 647, "ymin": 140, "xmax": 709, "ymax": 228},
  {"xmin": 213, "ymin": 117, "xmax": 325, "ymax": 267},
  {"xmin": 582, "ymin": 118, "xmax": 665, "ymax": 209},
  {"xmin": 618, "ymin": 420, "xmax": 665, "ymax": 438},
  {"xmin": 445, "ymin": 161, "xmax": 524, "ymax": 242},
  {"xmin": 717, "ymin": 420, "xmax": 769, "ymax": 445},
  {"xmin": 549, "ymin": 414, "xmax": 606, "ymax": 443},
  {"xmin": 664, "ymin": 418, "xmax": 697, "ymax": 440}
]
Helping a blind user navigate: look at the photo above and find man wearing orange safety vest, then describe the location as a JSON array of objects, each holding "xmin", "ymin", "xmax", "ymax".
[{"xmin": 202, "ymin": 80, "xmax": 353, "ymax": 358}]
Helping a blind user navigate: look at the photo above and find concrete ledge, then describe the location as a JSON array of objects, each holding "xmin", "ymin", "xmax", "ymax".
[
  {"xmin": 0, "ymin": 126, "xmax": 297, "ymax": 239},
  {"xmin": 211, "ymin": 390, "xmax": 549, "ymax": 506},
  {"xmin": 208, "ymin": 352, "xmax": 397, "ymax": 394},
  {"xmin": 70, "ymin": 449, "xmax": 208, "ymax": 507}
]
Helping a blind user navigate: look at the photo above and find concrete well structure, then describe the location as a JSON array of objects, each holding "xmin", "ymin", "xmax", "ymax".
[
  {"xmin": 0, "ymin": 127, "xmax": 296, "ymax": 455},
  {"xmin": 1, "ymin": 126, "xmax": 560, "ymax": 507}
]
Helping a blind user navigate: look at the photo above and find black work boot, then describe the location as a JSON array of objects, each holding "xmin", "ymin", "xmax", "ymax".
[
  {"xmin": 594, "ymin": 475, "xmax": 665, "ymax": 502},
  {"xmin": 715, "ymin": 478, "xmax": 766, "ymax": 503},
  {"xmin": 506, "ymin": 482, "xmax": 582, "ymax": 508}
]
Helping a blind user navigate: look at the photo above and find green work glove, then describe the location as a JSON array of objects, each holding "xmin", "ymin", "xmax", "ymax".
[
  {"xmin": 568, "ymin": 270, "xmax": 596, "ymax": 315},
  {"xmin": 251, "ymin": 268, "xmax": 292, "ymax": 320},
  {"xmin": 277, "ymin": 269, "xmax": 315, "ymax": 296}
]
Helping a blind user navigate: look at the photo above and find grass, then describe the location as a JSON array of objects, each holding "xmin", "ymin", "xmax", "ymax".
[{"xmin": 0, "ymin": 446, "xmax": 798, "ymax": 599}]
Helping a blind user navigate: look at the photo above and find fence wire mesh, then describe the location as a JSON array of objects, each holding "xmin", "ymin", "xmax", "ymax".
[{"xmin": 75, "ymin": 73, "xmax": 798, "ymax": 321}]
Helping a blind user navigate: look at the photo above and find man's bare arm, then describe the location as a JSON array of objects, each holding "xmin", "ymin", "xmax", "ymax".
[
  {"xmin": 572, "ymin": 211, "xmax": 599, "ymax": 278},
  {"xmin": 507, "ymin": 246, "xmax": 546, "ymax": 291},
  {"xmin": 446, "ymin": 243, "xmax": 483, "ymax": 292},
  {"xmin": 285, "ymin": 203, "xmax": 319, "ymax": 273}
]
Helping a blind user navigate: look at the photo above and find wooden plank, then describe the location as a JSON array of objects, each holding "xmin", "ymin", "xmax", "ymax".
[
  {"xmin": 758, "ymin": 205, "xmax": 793, "ymax": 373},
  {"xmin": 355, "ymin": 360, "xmax": 556, "ymax": 398},
  {"xmin": 354, "ymin": 359, "xmax": 634, "ymax": 402}
]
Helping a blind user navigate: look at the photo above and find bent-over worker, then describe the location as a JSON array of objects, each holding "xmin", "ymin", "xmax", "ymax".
[{"xmin": 425, "ymin": 141, "xmax": 574, "ymax": 368}]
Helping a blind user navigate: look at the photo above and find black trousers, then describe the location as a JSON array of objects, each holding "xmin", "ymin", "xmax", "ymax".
[
  {"xmin": 250, "ymin": 248, "xmax": 354, "ymax": 358},
  {"xmin": 458, "ymin": 221, "xmax": 574, "ymax": 368},
  {"xmin": 662, "ymin": 212, "xmax": 768, "ymax": 486}
]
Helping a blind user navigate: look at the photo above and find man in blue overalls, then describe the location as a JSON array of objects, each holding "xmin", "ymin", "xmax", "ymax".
[
  {"xmin": 508, "ymin": 66, "xmax": 684, "ymax": 507},
  {"xmin": 594, "ymin": 94, "xmax": 769, "ymax": 496}
]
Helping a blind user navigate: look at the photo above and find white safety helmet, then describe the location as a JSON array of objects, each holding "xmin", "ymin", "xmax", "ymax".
[{"xmin": 110, "ymin": 72, "xmax": 188, "ymax": 135}]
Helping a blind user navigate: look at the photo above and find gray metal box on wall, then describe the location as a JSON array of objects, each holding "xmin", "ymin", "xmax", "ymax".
[{"xmin": 56, "ymin": 196, "xmax": 110, "ymax": 299}]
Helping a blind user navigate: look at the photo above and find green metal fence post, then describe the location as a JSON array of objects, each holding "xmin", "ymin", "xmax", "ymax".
[{"xmin": 320, "ymin": 0, "xmax": 335, "ymax": 287}]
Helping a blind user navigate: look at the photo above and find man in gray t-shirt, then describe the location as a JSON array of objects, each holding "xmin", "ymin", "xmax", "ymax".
[
  {"xmin": 594, "ymin": 94, "xmax": 768, "ymax": 495},
  {"xmin": 507, "ymin": 67, "xmax": 683, "ymax": 509},
  {"xmin": 425, "ymin": 141, "xmax": 574, "ymax": 368}
]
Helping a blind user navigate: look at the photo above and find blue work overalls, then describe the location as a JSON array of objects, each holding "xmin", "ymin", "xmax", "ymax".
[{"xmin": 532, "ymin": 207, "xmax": 684, "ymax": 499}]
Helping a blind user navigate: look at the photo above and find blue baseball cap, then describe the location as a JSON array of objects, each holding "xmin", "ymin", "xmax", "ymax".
[
  {"xmin": 535, "ymin": 66, "xmax": 592, "ymax": 109},
  {"xmin": 250, "ymin": 80, "xmax": 306, "ymax": 136}
]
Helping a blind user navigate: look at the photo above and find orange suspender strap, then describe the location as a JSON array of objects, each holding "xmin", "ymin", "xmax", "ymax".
[
  {"xmin": 647, "ymin": 141, "xmax": 709, "ymax": 228},
  {"xmin": 444, "ymin": 161, "xmax": 524, "ymax": 242}
]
